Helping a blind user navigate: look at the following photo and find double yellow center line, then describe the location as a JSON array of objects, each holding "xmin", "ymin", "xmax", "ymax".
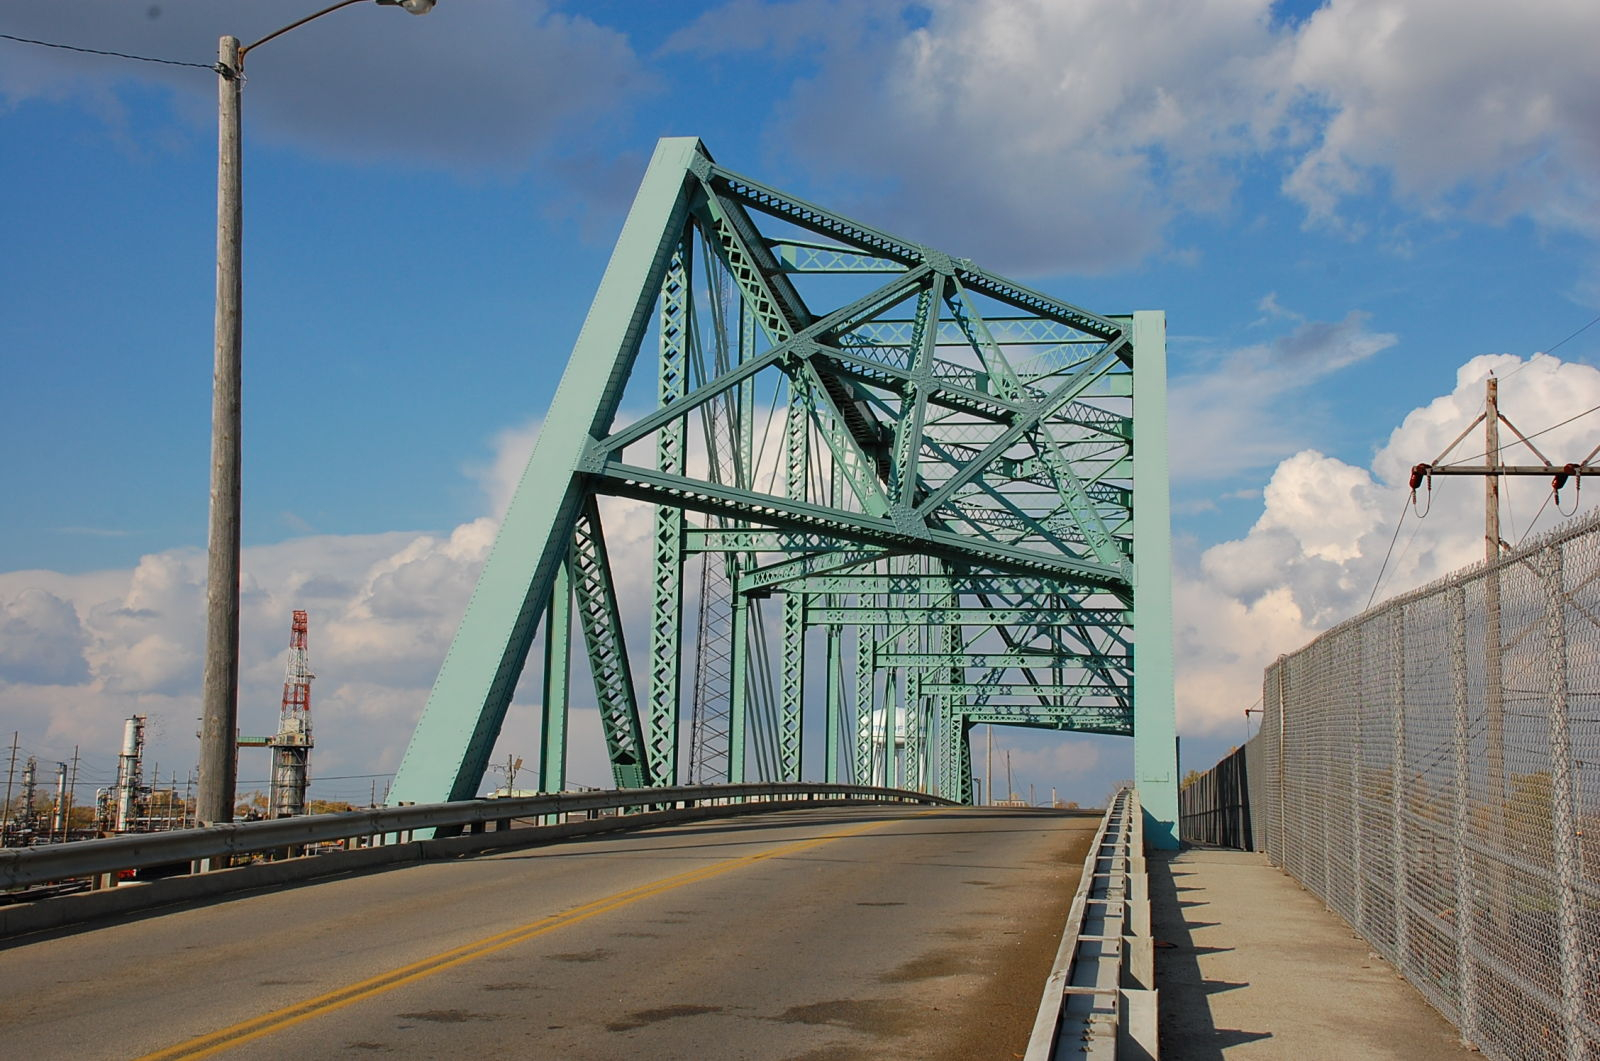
[{"xmin": 138, "ymin": 809, "xmax": 938, "ymax": 1060}]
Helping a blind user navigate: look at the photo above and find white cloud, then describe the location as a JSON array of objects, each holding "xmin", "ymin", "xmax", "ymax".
[
  {"xmin": 703, "ymin": 0, "xmax": 1287, "ymax": 274},
  {"xmin": 670, "ymin": 0, "xmax": 1600, "ymax": 273},
  {"xmin": 0, "ymin": 588, "xmax": 90, "ymax": 686},
  {"xmin": 0, "ymin": 521, "xmax": 494, "ymax": 800},
  {"xmin": 1174, "ymin": 351, "xmax": 1600, "ymax": 734},
  {"xmin": 1285, "ymin": 0, "xmax": 1600, "ymax": 236}
]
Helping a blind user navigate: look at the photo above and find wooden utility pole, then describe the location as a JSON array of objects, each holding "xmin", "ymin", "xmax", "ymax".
[
  {"xmin": 1484, "ymin": 378, "xmax": 1506, "ymax": 815},
  {"xmin": 198, "ymin": 34, "xmax": 244, "ymax": 827},
  {"xmin": 65, "ymin": 746, "xmax": 80, "ymax": 839},
  {"xmin": 3, "ymin": 732, "xmax": 17, "ymax": 840},
  {"xmin": 1410, "ymin": 375, "xmax": 1600, "ymax": 818}
]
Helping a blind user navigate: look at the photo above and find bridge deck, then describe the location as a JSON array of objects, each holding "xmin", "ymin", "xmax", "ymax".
[
  {"xmin": 1, "ymin": 805, "xmax": 1096, "ymax": 1060},
  {"xmin": 1154, "ymin": 846, "xmax": 1477, "ymax": 1059}
]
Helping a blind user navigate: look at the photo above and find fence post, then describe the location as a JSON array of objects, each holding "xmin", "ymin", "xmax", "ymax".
[
  {"xmin": 1390, "ymin": 605, "xmax": 1410, "ymax": 981},
  {"xmin": 1274, "ymin": 658, "xmax": 1287, "ymax": 863},
  {"xmin": 1448, "ymin": 586, "xmax": 1478, "ymax": 1045},
  {"xmin": 1542, "ymin": 545, "xmax": 1582, "ymax": 1061},
  {"xmin": 1352, "ymin": 628, "xmax": 1365, "ymax": 931},
  {"xmin": 1317, "ymin": 640, "xmax": 1333, "ymax": 903}
]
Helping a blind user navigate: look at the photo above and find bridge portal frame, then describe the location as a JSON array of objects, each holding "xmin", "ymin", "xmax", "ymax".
[{"xmin": 385, "ymin": 137, "xmax": 1179, "ymax": 846}]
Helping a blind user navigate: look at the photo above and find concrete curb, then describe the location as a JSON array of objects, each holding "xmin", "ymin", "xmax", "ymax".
[{"xmin": 1, "ymin": 798, "xmax": 867, "ymax": 943}]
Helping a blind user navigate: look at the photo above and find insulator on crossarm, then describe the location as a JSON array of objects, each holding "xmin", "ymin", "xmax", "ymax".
[
  {"xmin": 1553, "ymin": 462, "xmax": 1579, "ymax": 500},
  {"xmin": 1408, "ymin": 463, "xmax": 1433, "ymax": 515},
  {"xmin": 1554, "ymin": 462, "xmax": 1582, "ymax": 513}
]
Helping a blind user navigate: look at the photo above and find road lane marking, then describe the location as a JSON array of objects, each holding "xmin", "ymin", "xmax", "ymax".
[{"xmin": 135, "ymin": 808, "xmax": 945, "ymax": 1060}]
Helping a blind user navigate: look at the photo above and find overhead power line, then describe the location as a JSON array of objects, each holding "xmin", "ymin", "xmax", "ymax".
[
  {"xmin": 1544, "ymin": 311, "xmax": 1600, "ymax": 358},
  {"xmin": 0, "ymin": 32, "xmax": 216, "ymax": 71}
]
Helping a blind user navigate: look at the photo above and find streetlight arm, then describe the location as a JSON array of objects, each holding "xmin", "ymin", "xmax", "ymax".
[
  {"xmin": 241, "ymin": 0, "xmax": 367, "ymax": 60},
  {"xmin": 240, "ymin": 0, "xmax": 432, "ymax": 64}
]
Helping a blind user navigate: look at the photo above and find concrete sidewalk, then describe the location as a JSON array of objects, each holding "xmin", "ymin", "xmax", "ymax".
[{"xmin": 1153, "ymin": 847, "xmax": 1476, "ymax": 1060}]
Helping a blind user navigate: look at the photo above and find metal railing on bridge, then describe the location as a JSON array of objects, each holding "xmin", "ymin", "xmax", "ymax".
[
  {"xmin": 1258, "ymin": 510, "xmax": 1600, "ymax": 1061},
  {"xmin": 0, "ymin": 782, "xmax": 949, "ymax": 893},
  {"xmin": 1026, "ymin": 787, "xmax": 1156, "ymax": 1060}
]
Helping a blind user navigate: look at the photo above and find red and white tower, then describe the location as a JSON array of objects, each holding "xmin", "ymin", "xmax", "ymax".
[{"xmin": 268, "ymin": 610, "xmax": 314, "ymax": 818}]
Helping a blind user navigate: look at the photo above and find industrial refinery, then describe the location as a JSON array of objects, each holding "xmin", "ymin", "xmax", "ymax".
[{"xmin": 1, "ymin": 610, "xmax": 317, "ymax": 848}]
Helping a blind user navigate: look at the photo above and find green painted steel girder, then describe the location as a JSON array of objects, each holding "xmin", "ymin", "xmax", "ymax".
[
  {"xmin": 964, "ymin": 715, "xmax": 1132, "ymax": 736},
  {"xmin": 387, "ymin": 136, "xmax": 1177, "ymax": 844},
  {"xmin": 878, "ymin": 651, "xmax": 1128, "ymax": 668},
  {"xmin": 920, "ymin": 682, "xmax": 1122, "ymax": 698},
  {"xmin": 778, "ymin": 574, "xmax": 1118, "ymax": 596},
  {"xmin": 810, "ymin": 607, "xmax": 1127, "ymax": 626},
  {"xmin": 593, "ymin": 461, "xmax": 1131, "ymax": 591}
]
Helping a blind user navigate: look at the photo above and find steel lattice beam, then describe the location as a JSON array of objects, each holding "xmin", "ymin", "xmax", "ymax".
[{"xmin": 387, "ymin": 137, "xmax": 1179, "ymax": 847}]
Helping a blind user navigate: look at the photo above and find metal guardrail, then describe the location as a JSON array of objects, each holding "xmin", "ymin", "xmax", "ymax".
[
  {"xmin": 1025, "ymin": 788, "xmax": 1157, "ymax": 1061},
  {"xmin": 0, "ymin": 782, "xmax": 951, "ymax": 892}
]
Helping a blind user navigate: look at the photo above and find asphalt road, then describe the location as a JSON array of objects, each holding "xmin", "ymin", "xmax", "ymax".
[{"xmin": 0, "ymin": 805, "xmax": 1097, "ymax": 1060}]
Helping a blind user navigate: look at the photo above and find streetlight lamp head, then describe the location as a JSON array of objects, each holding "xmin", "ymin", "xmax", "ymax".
[{"xmin": 384, "ymin": 0, "xmax": 435, "ymax": 12}]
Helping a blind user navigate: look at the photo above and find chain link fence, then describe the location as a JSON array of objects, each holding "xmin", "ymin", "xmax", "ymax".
[{"xmin": 1261, "ymin": 510, "xmax": 1600, "ymax": 1061}]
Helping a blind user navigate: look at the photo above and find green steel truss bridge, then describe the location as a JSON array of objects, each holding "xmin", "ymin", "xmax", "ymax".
[{"xmin": 388, "ymin": 138, "xmax": 1179, "ymax": 846}]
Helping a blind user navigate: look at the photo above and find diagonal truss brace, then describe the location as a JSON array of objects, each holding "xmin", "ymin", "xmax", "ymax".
[{"xmin": 571, "ymin": 498, "xmax": 651, "ymax": 789}]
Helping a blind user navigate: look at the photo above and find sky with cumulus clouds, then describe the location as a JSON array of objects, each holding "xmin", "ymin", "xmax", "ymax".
[{"xmin": 4, "ymin": 0, "xmax": 1600, "ymax": 806}]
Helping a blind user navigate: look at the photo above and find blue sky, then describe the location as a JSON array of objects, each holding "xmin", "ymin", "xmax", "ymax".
[{"xmin": 4, "ymin": 0, "xmax": 1600, "ymax": 807}]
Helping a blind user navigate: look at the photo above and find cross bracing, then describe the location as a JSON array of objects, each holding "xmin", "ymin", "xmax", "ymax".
[{"xmin": 387, "ymin": 138, "xmax": 1181, "ymax": 846}]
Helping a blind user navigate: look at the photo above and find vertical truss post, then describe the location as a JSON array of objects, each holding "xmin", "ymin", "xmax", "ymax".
[
  {"xmin": 777, "ymin": 394, "xmax": 808, "ymax": 782},
  {"xmin": 1131, "ymin": 310, "xmax": 1179, "ymax": 848},
  {"xmin": 903, "ymin": 665, "xmax": 922, "ymax": 791},
  {"xmin": 539, "ymin": 559, "xmax": 571, "ymax": 794},
  {"xmin": 890, "ymin": 279, "xmax": 942, "ymax": 504},
  {"xmin": 571, "ymin": 500, "xmax": 650, "ymax": 790},
  {"xmin": 945, "ymin": 713, "xmax": 974, "ymax": 805},
  {"xmin": 825, "ymin": 624, "xmax": 843, "ymax": 783},
  {"xmin": 647, "ymin": 241, "xmax": 690, "ymax": 787},
  {"xmin": 854, "ymin": 624, "xmax": 875, "ymax": 785},
  {"xmin": 741, "ymin": 303, "xmax": 758, "ymax": 495},
  {"xmin": 935, "ymin": 576, "xmax": 959, "ymax": 798},
  {"xmin": 728, "ymin": 566, "xmax": 751, "ymax": 783},
  {"xmin": 779, "ymin": 594, "xmax": 805, "ymax": 781},
  {"xmin": 882, "ymin": 660, "xmax": 899, "ymax": 788}
]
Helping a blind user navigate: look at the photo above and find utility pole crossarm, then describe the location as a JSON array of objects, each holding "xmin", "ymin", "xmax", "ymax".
[{"xmin": 1417, "ymin": 464, "xmax": 1589, "ymax": 476}]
